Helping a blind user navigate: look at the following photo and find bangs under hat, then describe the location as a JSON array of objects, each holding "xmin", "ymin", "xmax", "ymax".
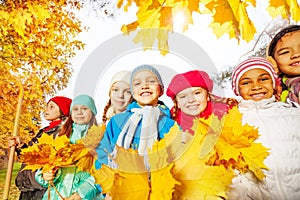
[{"xmin": 231, "ymin": 57, "xmax": 279, "ymax": 96}]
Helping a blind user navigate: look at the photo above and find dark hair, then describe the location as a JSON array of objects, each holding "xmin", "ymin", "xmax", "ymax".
[{"xmin": 268, "ymin": 25, "xmax": 300, "ymax": 58}]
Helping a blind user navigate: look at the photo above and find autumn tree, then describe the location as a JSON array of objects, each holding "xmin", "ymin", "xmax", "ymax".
[{"xmin": 0, "ymin": 0, "xmax": 84, "ymax": 154}]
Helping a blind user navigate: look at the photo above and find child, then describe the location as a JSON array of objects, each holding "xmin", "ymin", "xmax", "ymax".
[
  {"xmin": 95, "ymin": 65, "xmax": 177, "ymax": 170},
  {"xmin": 166, "ymin": 70, "xmax": 236, "ymax": 135},
  {"xmin": 101, "ymin": 71, "xmax": 132, "ymax": 124},
  {"xmin": 35, "ymin": 94, "xmax": 102, "ymax": 200},
  {"xmin": 229, "ymin": 57, "xmax": 300, "ymax": 200},
  {"xmin": 8, "ymin": 96, "xmax": 72, "ymax": 200},
  {"xmin": 267, "ymin": 25, "xmax": 300, "ymax": 106}
]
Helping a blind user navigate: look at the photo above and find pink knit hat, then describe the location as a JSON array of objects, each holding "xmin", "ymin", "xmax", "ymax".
[
  {"xmin": 231, "ymin": 57, "xmax": 280, "ymax": 96},
  {"xmin": 166, "ymin": 70, "xmax": 213, "ymax": 100}
]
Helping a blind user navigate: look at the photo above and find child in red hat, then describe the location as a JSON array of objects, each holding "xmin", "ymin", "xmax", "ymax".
[
  {"xmin": 8, "ymin": 96, "xmax": 72, "ymax": 200},
  {"xmin": 166, "ymin": 70, "xmax": 236, "ymax": 135}
]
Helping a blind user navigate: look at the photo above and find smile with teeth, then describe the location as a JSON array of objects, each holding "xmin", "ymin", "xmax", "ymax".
[
  {"xmin": 291, "ymin": 61, "xmax": 300, "ymax": 66},
  {"xmin": 250, "ymin": 93, "xmax": 265, "ymax": 98},
  {"xmin": 140, "ymin": 92, "xmax": 152, "ymax": 96}
]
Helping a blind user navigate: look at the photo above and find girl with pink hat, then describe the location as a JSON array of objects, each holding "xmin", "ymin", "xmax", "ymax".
[
  {"xmin": 228, "ymin": 57, "xmax": 300, "ymax": 200},
  {"xmin": 166, "ymin": 70, "xmax": 236, "ymax": 135}
]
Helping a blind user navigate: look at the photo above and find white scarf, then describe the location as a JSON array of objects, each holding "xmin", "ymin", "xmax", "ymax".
[{"xmin": 116, "ymin": 106, "xmax": 161, "ymax": 155}]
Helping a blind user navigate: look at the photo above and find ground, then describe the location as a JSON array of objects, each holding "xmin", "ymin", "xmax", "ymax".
[{"xmin": 0, "ymin": 162, "xmax": 21, "ymax": 200}]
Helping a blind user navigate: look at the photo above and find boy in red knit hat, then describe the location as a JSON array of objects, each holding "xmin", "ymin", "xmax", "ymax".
[
  {"xmin": 8, "ymin": 96, "xmax": 72, "ymax": 200},
  {"xmin": 166, "ymin": 70, "xmax": 236, "ymax": 135}
]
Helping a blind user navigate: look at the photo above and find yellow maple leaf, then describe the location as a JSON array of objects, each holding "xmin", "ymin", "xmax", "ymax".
[
  {"xmin": 267, "ymin": 0, "xmax": 289, "ymax": 19},
  {"xmin": 90, "ymin": 165, "xmax": 115, "ymax": 194},
  {"xmin": 197, "ymin": 107, "xmax": 269, "ymax": 181},
  {"xmin": 77, "ymin": 124, "xmax": 105, "ymax": 157},
  {"xmin": 171, "ymin": 120, "xmax": 234, "ymax": 199}
]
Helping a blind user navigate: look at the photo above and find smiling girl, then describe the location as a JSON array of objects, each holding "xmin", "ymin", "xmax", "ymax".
[
  {"xmin": 267, "ymin": 25, "xmax": 300, "ymax": 106},
  {"xmin": 228, "ymin": 57, "xmax": 300, "ymax": 200},
  {"xmin": 35, "ymin": 94, "xmax": 102, "ymax": 200},
  {"xmin": 101, "ymin": 71, "xmax": 132, "ymax": 124},
  {"xmin": 166, "ymin": 70, "xmax": 234, "ymax": 135}
]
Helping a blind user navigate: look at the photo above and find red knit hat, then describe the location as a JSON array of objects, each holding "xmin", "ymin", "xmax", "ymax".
[
  {"xmin": 231, "ymin": 57, "xmax": 280, "ymax": 96},
  {"xmin": 166, "ymin": 70, "xmax": 213, "ymax": 100},
  {"xmin": 48, "ymin": 96, "xmax": 72, "ymax": 116}
]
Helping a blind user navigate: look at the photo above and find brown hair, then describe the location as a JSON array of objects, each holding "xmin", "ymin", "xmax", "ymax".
[
  {"xmin": 102, "ymin": 99, "xmax": 111, "ymax": 124},
  {"xmin": 58, "ymin": 114, "xmax": 98, "ymax": 138}
]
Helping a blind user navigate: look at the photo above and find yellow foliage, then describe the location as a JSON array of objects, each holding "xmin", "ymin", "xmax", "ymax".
[
  {"xmin": 91, "ymin": 107, "xmax": 268, "ymax": 199},
  {"xmin": 118, "ymin": 0, "xmax": 300, "ymax": 53},
  {"xmin": 197, "ymin": 107, "xmax": 269, "ymax": 181},
  {"xmin": 0, "ymin": 0, "xmax": 84, "ymax": 149},
  {"xmin": 92, "ymin": 164, "xmax": 178, "ymax": 200},
  {"xmin": 19, "ymin": 133, "xmax": 95, "ymax": 173}
]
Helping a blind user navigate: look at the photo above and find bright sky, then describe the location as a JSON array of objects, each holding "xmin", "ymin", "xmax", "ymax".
[{"xmin": 56, "ymin": 1, "xmax": 275, "ymax": 122}]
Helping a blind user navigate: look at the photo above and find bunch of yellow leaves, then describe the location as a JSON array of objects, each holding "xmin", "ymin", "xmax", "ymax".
[
  {"xmin": 195, "ymin": 106, "xmax": 269, "ymax": 181},
  {"xmin": 19, "ymin": 125, "xmax": 105, "ymax": 173}
]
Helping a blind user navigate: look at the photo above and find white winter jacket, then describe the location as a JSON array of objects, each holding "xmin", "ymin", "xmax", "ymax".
[{"xmin": 228, "ymin": 96, "xmax": 300, "ymax": 200}]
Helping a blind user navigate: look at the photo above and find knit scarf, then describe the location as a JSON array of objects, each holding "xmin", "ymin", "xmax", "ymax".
[
  {"xmin": 284, "ymin": 75, "xmax": 300, "ymax": 105},
  {"xmin": 44, "ymin": 120, "xmax": 62, "ymax": 132},
  {"xmin": 116, "ymin": 106, "xmax": 161, "ymax": 155}
]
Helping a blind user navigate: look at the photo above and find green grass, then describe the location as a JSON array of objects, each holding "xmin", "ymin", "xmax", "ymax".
[{"xmin": 0, "ymin": 162, "xmax": 21, "ymax": 200}]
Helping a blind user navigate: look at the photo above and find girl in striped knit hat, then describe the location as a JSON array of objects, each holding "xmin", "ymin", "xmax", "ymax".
[{"xmin": 228, "ymin": 57, "xmax": 300, "ymax": 200}]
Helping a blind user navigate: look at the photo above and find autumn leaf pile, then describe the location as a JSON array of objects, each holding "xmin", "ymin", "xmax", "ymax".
[
  {"xmin": 117, "ymin": 0, "xmax": 300, "ymax": 54},
  {"xmin": 19, "ymin": 125, "xmax": 105, "ymax": 173},
  {"xmin": 91, "ymin": 107, "xmax": 269, "ymax": 199}
]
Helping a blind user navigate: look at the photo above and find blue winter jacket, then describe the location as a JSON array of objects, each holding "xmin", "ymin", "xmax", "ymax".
[{"xmin": 95, "ymin": 101, "xmax": 176, "ymax": 170}]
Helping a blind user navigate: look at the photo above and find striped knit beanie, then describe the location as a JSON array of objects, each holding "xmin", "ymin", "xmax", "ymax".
[{"xmin": 231, "ymin": 57, "xmax": 279, "ymax": 96}]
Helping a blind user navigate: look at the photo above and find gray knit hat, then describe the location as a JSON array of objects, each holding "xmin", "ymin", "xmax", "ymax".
[{"xmin": 130, "ymin": 64, "xmax": 164, "ymax": 93}]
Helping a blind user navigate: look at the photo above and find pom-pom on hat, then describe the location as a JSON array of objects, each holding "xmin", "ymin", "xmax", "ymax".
[
  {"xmin": 130, "ymin": 64, "xmax": 164, "ymax": 93},
  {"xmin": 110, "ymin": 71, "xmax": 131, "ymax": 89},
  {"xmin": 48, "ymin": 96, "xmax": 72, "ymax": 116},
  {"xmin": 70, "ymin": 94, "xmax": 97, "ymax": 115},
  {"xmin": 166, "ymin": 70, "xmax": 213, "ymax": 100},
  {"xmin": 231, "ymin": 57, "xmax": 280, "ymax": 96}
]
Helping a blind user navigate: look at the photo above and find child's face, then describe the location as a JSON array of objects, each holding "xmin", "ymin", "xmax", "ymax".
[
  {"xmin": 44, "ymin": 101, "xmax": 61, "ymax": 121},
  {"xmin": 71, "ymin": 105, "xmax": 93, "ymax": 124},
  {"xmin": 274, "ymin": 30, "xmax": 300, "ymax": 76},
  {"xmin": 238, "ymin": 68, "xmax": 274, "ymax": 101},
  {"xmin": 176, "ymin": 87, "xmax": 209, "ymax": 116},
  {"xmin": 110, "ymin": 81, "xmax": 132, "ymax": 113},
  {"xmin": 132, "ymin": 70, "xmax": 162, "ymax": 106}
]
